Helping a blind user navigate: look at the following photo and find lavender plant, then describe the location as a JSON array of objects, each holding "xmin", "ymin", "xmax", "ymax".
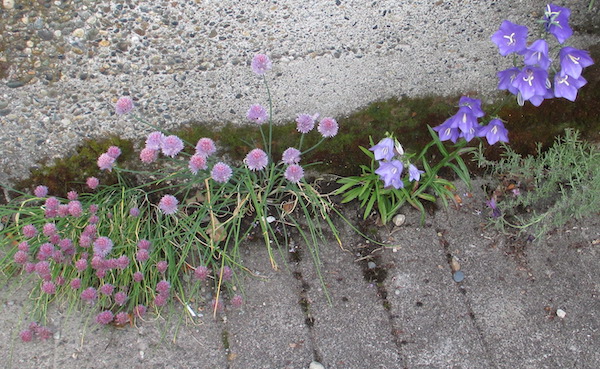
[{"xmin": 338, "ymin": 3, "xmax": 594, "ymax": 226}]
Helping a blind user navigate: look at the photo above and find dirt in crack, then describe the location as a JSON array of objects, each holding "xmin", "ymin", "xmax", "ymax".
[{"xmin": 355, "ymin": 243, "xmax": 391, "ymax": 310}]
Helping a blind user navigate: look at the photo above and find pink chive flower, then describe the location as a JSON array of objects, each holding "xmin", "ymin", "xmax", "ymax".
[
  {"xmin": 106, "ymin": 146, "xmax": 121, "ymax": 159},
  {"xmin": 56, "ymin": 276, "xmax": 66, "ymax": 286},
  {"xmin": 25, "ymin": 262, "xmax": 36, "ymax": 274},
  {"xmin": 99, "ymin": 284, "xmax": 115, "ymax": 296},
  {"xmin": 230, "ymin": 294, "xmax": 243, "ymax": 309},
  {"xmin": 194, "ymin": 265, "xmax": 210, "ymax": 280},
  {"xmin": 70, "ymin": 278, "xmax": 81, "ymax": 289},
  {"xmin": 133, "ymin": 271, "xmax": 144, "ymax": 282},
  {"xmin": 156, "ymin": 260, "xmax": 168, "ymax": 273},
  {"xmin": 133, "ymin": 304, "xmax": 147, "ymax": 317},
  {"xmin": 14, "ymin": 250, "xmax": 28, "ymax": 264},
  {"xmin": 154, "ymin": 293, "xmax": 168, "ymax": 307},
  {"xmin": 161, "ymin": 135, "xmax": 184, "ymax": 157},
  {"xmin": 34, "ymin": 185, "xmax": 48, "ymax": 198},
  {"xmin": 285, "ymin": 164, "xmax": 304, "ymax": 183},
  {"xmin": 244, "ymin": 148, "xmax": 268, "ymax": 171},
  {"xmin": 115, "ymin": 312, "xmax": 130, "ymax": 325},
  {"xmin": 45, "ymin": 196, "xmax": 59, "ymax": 210},
  {"xmin": 93, "ymin": 236, "xmax": 113, "ymax": 257},
  {"xmin": 318, "ymin": 117, "xmax": 339, "ymax": 138},
  {"xmin": 68, "ymin": 201, "xmax": 83, "ymax": 217},
  {"xmin": 86, "ymin": 177, "xmax": 99, "ymax": 190},
  {"xmin": 57, "ymin": 205, "xmax": 69, "ymax": 217},
  {"xmin": 41, "ymin": 281, "xmax": 56, "ymax": 294},
  {"xmin": 37, "ymin": 243, "xmax": 54, "ymax": 260},
  {"xmin": 246, "ymin": 104, "xmax": 268, "ymax": 124},
  {"xmin": 20, "ymin": 329, "xmax": 34, "ymax": 342},
  {"xmin": 79, "ymin": 234, "xmax": 92, "ymax": 248},
  {"xmin": 35, "ymin": 326, "xmax": 52, "ymax": 340},
  {"xmin": 22, "ymin": 224, "xmax": 37, "ymax": 238},
  {"xmin": 189, "ymin": 154, "xmax": 208, "ymax": 174},
  {"xmin": 137, "ymin": 239, "xmax": 151, "ymax": 250},
  {"xmin": 146, "ymin": 131, "xmax": 165, "ymax": 150},
  {"xmin": 89, "ymin": 204, "xmax": 98, "ymax": 214},
  {"xmin": 251, "ymin": 54, "xmax": 272, "ymax": 75},
  {"xmin": 211, "ymin": 162, "xmax": 233, "ymax": 183},
  {"xmin": 140, "ymin": 147, "xmax": 158, "ymax": 163},
  {"xmin": 97, "ymin": 153, "xmax": 115, "ymax": 171},
  {"xmin": 67, "ymin": 191, "xmax": 78, "ymax": 200},
  {"xmin": 220, "ymin": 266, "xmax": 233, "ymax": 281},
  {"xmin": 96, "ymin": 311, "xmax": 114, "ymax": 325},
  {"xmin": 42, "ymin": 223, "xmax": 57, "ymax": 236},
  {"xmin": 296, "ymin": 113, "xmax": 318, "ymax": 134},
  {"xmin": 211, "ymin": 298, "xmax": 225, "ymax": 313},
  {"xmin": 18, "ymin": 241, "xmax": 29, "ymax": 252},
  {"xmin": 116, "ymin": 255, "xmax": 130, "ymax": 269},
  {"xmin": 195, "ymin": 138, "xmax": 216, "ymax": 157},
  {"xmin": 91, "ymin": 255, "xmax": 105, "ymax": 270},
  {"xmin": 158, "ymin": 194, "xmax": 179, "ymax": 215},
  {"xmin": 156, "ymin": 280, "xmax": 171, "ymax": 294},
  {"xmin": 281, "ymin": 147, "xmax": 301, "ymax": 164},
  {"xmin": 129, "ymin": 207, "xmax": 140, "ymax": 217},
  {"xmin": 115, "ymin": 292, "xmax": 128, "ymax": 306},
  {"xmin": 83, "ymin": 224, "xmax": 97, "ymax": 236},
  {"xmin": 81, "ymin": 287, "xmax": 97, "ymax": 302},
  {"xmin": 136, "ymin": 249, "xmax": 149, "ymax": 262},
  {"xmin": 115, "ymin": 96, "xmax": 134, "ymax": 115}
]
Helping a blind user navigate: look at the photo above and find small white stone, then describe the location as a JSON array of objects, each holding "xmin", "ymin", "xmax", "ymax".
[
  {"xmin": 309, "ymin": 361, "xmax": 325, "ymax": 369},
  {"xmin": 3, "ymin": 0, "xmax": 15, "ymax": 10},
  {"xmin": 556, "ymin": 309, "xmax": 566, "ymax": 319},
  {"xmin": 393, "ymin": 214, "xmax": 406, "ymax": 227},
  {"xmin": 72, "ymin": 28, "xmax": 85, "ymax": 38}
]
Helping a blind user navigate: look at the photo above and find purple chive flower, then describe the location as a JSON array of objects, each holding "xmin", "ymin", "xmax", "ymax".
[
  {"xmin": 38, "ymin": 243, "xmax": 54, "ymax": 260},
  {"xmin": 543, "ymin": 4, "xmax": 572, "ymax": 44},
  {"xmin": 246, "ymin": 104, "xmax": 268, "ymax": 124},
  {"xmin": 79, "ymin": 234, "xmax": 92, "ymax": 248},
  {"xmin": 145, "ymin": 131, "xmax": 165, "ymax": 150},
  {"xmin": 42, "ymin": 223, "xmax": 57, "ymax": 236},
  {"xmin": 133, "ymin": 271, "xmax": 144, "ymax": 282},
  {"xmin": 497, "ymin": 67, "xmax": 521, "ymax": 95},
  {"xmin": 318, "ymin": 117, "xmax": 339, "ymax": 138},
  {"xmin": 296, "ymin": 113, "xmax": 318, "ymax": 134},
  {"xmin": 285, "ymin": 164, "xmax": 304, "ymax": 183},
  {"xmin": 99, "ymin": 283, "xmax": 115, "ymax": 296},
  {"xmin": 211, "ymin": 162, "xmax": 233, "ymax": 183},
  {"xmin": 477, "ymin": 118, "xmax": 509, "ymax": 145},
  {"xmin": 97, "ymin": 153, "xmax": 115, "ymax": 171},
  {"xmin": 86, "ymin": 177, "xmax": 99, "ymax": 190},
  {"xmin": 18, "ymin": 241, "xmax": 29, "ymax": 252},
  {"xmin": 230, "ymin": 294, "xmax": 243, "ymax": 309},
  {"xmin": 14, "ymin": 250, "xmax": 28, "ymax": 264},
  {"xmin": 220, "ymin": 266, "xmax": 233, "ymax": 281},
  {"xmin": 81, "ymin": 287, "xmax": 98, "ymax": 302},
  {"xmin": 93, "ymin": 236, "xmax": 113, "ymax": 257},
  {"xmin": 115, "ymin": 312, "xmax": 130, "ymax": 326},
  {"xmin": 195, "ymin": 138, "xmax": 216, "ymax": 157},
  {"xmin": 133, "ymin": 304, "xmax": 147, "ymax": 317},
  {"xmin": 554, "ymin": 73, "xmax": 587, "ymax": 102},
  {"xmin": 408, "ymin": 164, "xmax": 424, "ymax": 182},
  {"xmin": 156, "ymin": 280, "xmax": 171, "ymax": 294},
  {"xmin": 156, "ymin": 260, "xmax": 168, "ymax": 273},
  {"xmin": 115, "ymin": 96, "xmax": 134, "ymax": 115},
  {"xmin": 116, "ymin": 255, "xmax": 130, "ymax": 269},
  {"xmin": 491, "ymin": 20, "xmax": 528, "ymax": 56},
  {"xmin": 520, "ymin": 39, "xmax": 551, "ymax": 70},
  {"xmin": 369, "ymin": 137, "xmax": 395, "ymax": 161},
  {"xmin": 35, "ymin": 326, "xmax": 52, "ymax": 340},
  {"xmin": 68, "ymin": 201, "xmax": 83, "ymax": 217},
  {"xmin": 22, "ymin": 224, "xmax": 37, "ymax": 238},
  {"xmin": 114, "ymin": 292, "xmax": 128, "ymax": 306},
  {"xmin": 89, "ymin": 215, "xmax": 99, "ymax": 224},
  {"xmin": 251, "ymin": 54, "xmax": 272, "ymax": 75},
  {"xmin": 194, "ymin": 265, "xmax": 210, "ymax": 280},
  {"xmin": 512, "ymin": 66, "xmax": 550, "ymax": 105},
  {"xmin": 281, "ymin": 147, "xmax": 301, "ymax": 164},
  {"xmin": 75, "ymin": 258, "xmax": 87, "ymax": 272},
  {"xmin": 161, "ymin": 135, "xmax": 184, "ymax": 157},
  {"xmin": 211, "ymin": 298, "xmax": 225, "ymax": 313},
  {"xmin": 244, "ymin": 148, "xmax": 269, "ymax": 171},
  {"xmin": 375, "ymin": 160, "xmax": 404, "ymax": 189},
  {"xmin": 137, "ymin": 239, "xmax": 151, "ymax": 250},
  {"xmin": 129, "ymin": 207, "xmax": 140, "ymax": 217},
  {"xmin": 34, "ymin": 185, "xmax": 48, "ymax": 197},
  {"xmin": 154, "ymin": 293, "xmax": 168, "ymax": 307},
  {"xmin": 189, "ymin": 154, "xmax": 208, "ymax": 174},
  {"xmin": 70, "ymin": 278, "xmax": 81, "ymax": 289},
  {"xmin": 159, "ymin": 194, "xmax": 179, "ymax": 215},
  {"xmin": 106, "ymin": 146, "xmax": 121, "ymax": 159},
  {"xmin": 136, "ymin": 249, "xmax": 150, "ymax": 262},
  {"xmin": 140, "ymin": 148, "xmax": 158, "ymax": 163},
  {"xmin": 559, "ymin": 47, "xmax": 594, "ymax": 79},
  {"xmin": 96, "ymin": 311, "xmax": 114, "ymax": 325},
  {"xmin": 41, "ymin": 281, "xmax": 56, "ymax": 294},
  {"xmin": 89, "ymin": 204, "xmax": 98, "ymax": 214},
  {"xmin": 25, "ymin": 262, "xmax": 36, "ymax": 274}
]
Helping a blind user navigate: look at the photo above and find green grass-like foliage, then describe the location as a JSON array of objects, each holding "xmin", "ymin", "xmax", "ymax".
[{"xmin": 475, "ymin": 129, "xmax": 600, "ymax": 239}]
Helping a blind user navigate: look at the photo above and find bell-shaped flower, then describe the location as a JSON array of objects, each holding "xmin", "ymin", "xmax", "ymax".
[
  {"xmin": 458, "ymin": 96, "xmax": 485, "ymax": 118},
  {"xmin": 477, "ymin": 119, "xmax": 509, "ymax": 145},
  {"xmin": 497, "ymin": 67, "xmax": 521, "ymax": 95},
  {"xmin": 559, "ymin": 47, "xmax": 594, "ymax": 79},
  {"xmin": 433, "ymin": 119, "xmax": 461, "ymax": 143},
  {"xmin": 491, "ymin": 20, "xmax": 528, "ymax": 56},
  {"xmin": 553, "ymin": 72, "xmax": 587, "ymax": 102},
  {"xmin": 542, "ymin": 4, "xmax": 572, "ymax": 44},
  {"xmin": 369, "ymin": 137, "xmax": 395, "ymax": 161},
  {"xmin": 520, "ymin": 39, "xmax": 551, "ymax": 70},
  {"xmin": 512, "ymin": 66, "xmax": 550, "ymax": 103},
  {"xmin": 375, "ymin": 160, "xmax": 404, "ymax": 189},
  {"xmin": 408, "ymin": 164, "xmax": 424, "ymax": 182}
]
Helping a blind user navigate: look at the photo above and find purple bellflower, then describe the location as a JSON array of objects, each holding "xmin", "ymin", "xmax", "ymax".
[
  {"xmin": 497, "ymin": 67, "xmax": 521, "ymax": 95},
  {"xmin": 375, "ymin": 160, "xmax": 404, "ymax": 189},
  {"xmin": 542, "ymin": 4, "xmax": 573, "ymax": 44},
  {"xmin": 369, "ymin": 137, "xmax": 395, "ymax": 161},
  {"xmin": 408, "ymin": 164, "xmax": 424, "ymax": 182},
  {"xmin": 520, "ymin": 39, "xmax": 551, "ymax": 70},
  {"xmin": 458, "ymin": 96, "xmax": 485, "ymax": 118},
  {"xmin": 512, "ymin": 66, "xmax": 552, "ymax": 106},
  {"xmin": 477, "ymin": 119, "xmax": 509, "ymax": 145},
  {"xmin": 491, "ymin": 20, "xmax": 528, "ymax": 56},
  {"xmin": 553, "ymin": 73, "xmax": 587, "ymax": 102},
  {"xmin": 559, "ymin": 47, "xmax": 594, "ymax": 79}
]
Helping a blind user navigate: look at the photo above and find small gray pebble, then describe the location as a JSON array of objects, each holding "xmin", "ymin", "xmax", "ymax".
[
  {"xmin": 453, "ymin": 271, "xmax": 465, "ymax": 283},
  {"xmin": 367, "ymin": 261, "xmax": 377, "ymax": 269}
]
